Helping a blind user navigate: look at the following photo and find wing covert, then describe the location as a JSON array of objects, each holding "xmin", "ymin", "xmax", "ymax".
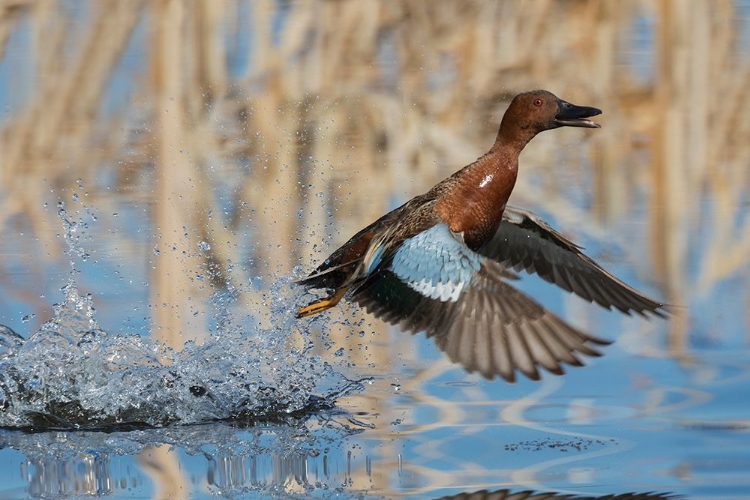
[
  {"xmin": 479, "ymin": 206, "xmax": 667, "ymax": 318},
  {"xmin": 351, "ymin": 224, "xmax": 610, "ymax": 382}
]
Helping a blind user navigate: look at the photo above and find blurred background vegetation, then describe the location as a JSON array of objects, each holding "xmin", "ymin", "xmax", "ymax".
[
  {"xmin": 1, "ymin": 1, "xmax": 750, "ymax": 496},
  {"xmin": 0, "ymin": 0, "xmax": 748, "ymax": 355}
]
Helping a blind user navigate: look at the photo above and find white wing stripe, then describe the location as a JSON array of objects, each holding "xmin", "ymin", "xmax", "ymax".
[
  {"xmin": 408, "ymin": 278, "xmax": 465, "ymax": 302},
  {"xmin": 390, "ymin": 224, "xmax": 481, "ymax": 303}
]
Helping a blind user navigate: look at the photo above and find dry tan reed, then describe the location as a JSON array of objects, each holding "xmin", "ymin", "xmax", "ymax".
[
  {"xmin": 1, "ymin": 0, "xmax": 749, "ymax": 491},
  {"xmin": 0, "ymin": 0, "xmax": 748, "ymax": 381}
]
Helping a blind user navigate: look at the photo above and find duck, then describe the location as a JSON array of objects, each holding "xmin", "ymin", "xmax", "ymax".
[{"xmin": 295, "ymin": 90, "xmax": 666, "ymax": 383}]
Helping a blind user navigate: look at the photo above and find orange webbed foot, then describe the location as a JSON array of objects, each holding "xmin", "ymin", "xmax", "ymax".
[{"xmin": 296, "ymin": 287, "xmax": 347, "ymax": 318}]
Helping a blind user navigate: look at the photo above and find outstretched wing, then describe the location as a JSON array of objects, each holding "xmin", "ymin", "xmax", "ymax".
[
  {"xmin": 478, "ymin": 206, "xmax": 667, "ymax": 318},
  {"xmin": 352, "ymin": 224, "xmax": 609, "ymax": 382}
]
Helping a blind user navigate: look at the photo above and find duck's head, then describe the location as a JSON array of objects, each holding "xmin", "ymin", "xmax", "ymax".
[{"xmin": 503, "ymin": 90, "xmax": 601, "ymax": 136}]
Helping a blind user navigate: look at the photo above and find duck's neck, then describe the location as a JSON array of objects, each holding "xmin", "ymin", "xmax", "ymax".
[
  {"xmin": 490, "ymin": 116, "xmax": 537, "ymax": 153},
  {"xmin": 472, "ymin": 121, "xmax": 540, "ymax": 222}
]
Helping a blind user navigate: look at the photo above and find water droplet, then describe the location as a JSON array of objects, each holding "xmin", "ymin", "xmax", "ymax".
[
  {"xmin": 198, "ymin": 241, "xmax": 211, "ymax": 251},
  {"xmin": 334, "ymin": 347, "xmax": 345, "ymax": 357},
  {"xmin": 391, "ymin": 383, "xmax": 401, "ymax": 391}
]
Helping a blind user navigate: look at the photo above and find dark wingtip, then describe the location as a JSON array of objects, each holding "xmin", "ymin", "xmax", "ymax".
[
  {"xmin": 526, "ymin": 369, "xmax": 542, "ymax": 381},
  {"xmin": 654, "ymin": 303, "xmax": 679, "ymax": 318},
  {"xmin": 547, "ymin": 365, "xmax": 566, "ymax": 376},
  {"xmin": 629, "ymin": 302, "xmax": 673, "ymax": 320},
  {"xmin": 567, "ymin": 354, "xmax": 584, "ymax": 367},
  {"xmin": 590, "ymin": 335, "xmax": 613, "ymax": 346}
]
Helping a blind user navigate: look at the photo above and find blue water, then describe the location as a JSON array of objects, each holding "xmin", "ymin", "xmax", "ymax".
[
  {"xmin": 0, "ymin": 200, "xmax": 747, "ymax": 498},
  {"xmin": 1, "ymin": 1, "xmax": 749, "ymax": 498}
]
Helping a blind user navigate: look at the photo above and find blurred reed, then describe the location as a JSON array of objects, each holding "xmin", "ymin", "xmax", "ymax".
[
  {"xmin": 1, "ymin": 0, "xmax": 749, "ymax": 493},
  {"xmin": 1, "ymin": 0, "xmax": 747, "ymax": 344}
]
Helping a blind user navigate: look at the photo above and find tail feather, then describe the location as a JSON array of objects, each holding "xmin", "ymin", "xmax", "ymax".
[{"xmin": 296, "ymin": 260, "xmax": 361, "ymax": 290}]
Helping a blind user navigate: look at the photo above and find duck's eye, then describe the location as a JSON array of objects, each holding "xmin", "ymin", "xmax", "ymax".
[{"xmin": 533, "ymin": 99, "xmax": 543, "ymax": 107}]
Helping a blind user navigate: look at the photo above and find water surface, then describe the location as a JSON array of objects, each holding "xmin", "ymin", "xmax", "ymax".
[{"xmin": 0, "ymin": 1, "xmax": 749, "ymax": 498}]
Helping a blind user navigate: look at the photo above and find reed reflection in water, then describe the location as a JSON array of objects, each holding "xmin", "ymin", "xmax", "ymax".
[{"xmin": 0, "ymin": 0, "xmax": 748, "ymax": 498}]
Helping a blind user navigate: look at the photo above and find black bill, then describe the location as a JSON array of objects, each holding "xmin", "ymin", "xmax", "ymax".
[{"xmin": 555, "ymin": 100, "xmax": 602, "ymax": 128}]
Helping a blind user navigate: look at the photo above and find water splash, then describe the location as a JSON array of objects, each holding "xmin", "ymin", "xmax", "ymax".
[
  {"xmin": 0, "ymin": 201, "xmax": 363, "ymax": 430},
  {"xmin": 57, "ymin": 200, "xmax": 92, "ymax": 269},
  {"xmin": 0, "ymin": 280, "xmax": 363, "ymax": 429}
]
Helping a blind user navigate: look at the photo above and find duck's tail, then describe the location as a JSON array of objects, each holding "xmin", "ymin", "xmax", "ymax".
[{"xmin": 295, "ymin": 260, "xmax": 361, "ymax": 291}]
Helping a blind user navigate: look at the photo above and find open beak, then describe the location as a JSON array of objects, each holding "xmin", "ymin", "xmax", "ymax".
[{"xmin": 555, "ymin": 100, "xmax": 601, "ymax": 128}]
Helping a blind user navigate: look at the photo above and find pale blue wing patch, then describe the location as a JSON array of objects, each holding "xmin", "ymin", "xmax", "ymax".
[{"xmin": 390, "ymin": 224, "xmax": 482, "ymax": 303}]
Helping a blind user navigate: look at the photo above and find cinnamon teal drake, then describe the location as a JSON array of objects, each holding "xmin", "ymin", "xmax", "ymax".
[{"xmin": 296, "ymin": 90, "xmax": 666, "ymax": 382}]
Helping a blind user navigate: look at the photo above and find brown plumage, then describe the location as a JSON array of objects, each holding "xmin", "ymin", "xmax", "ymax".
[{"xmin": 296, "ymin": 90, "xmax": 666, "ymax": 382}]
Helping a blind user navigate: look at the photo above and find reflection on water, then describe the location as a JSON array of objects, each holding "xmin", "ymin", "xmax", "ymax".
[
  {"xmin": 1, "ymin": 0, "xmax": 749, "ymax": 498},
  {"xmin": 433, "ymin": 491, "xmax": 676, "ymax": 500},
  {"xmin": 23, "ymin": 453, "xmax": 113, "ymax": 498},
  {"xmin": 3, "ymin": 417, "xmax": 684, "ymax": 499},
  {"xmin": 2, "ymin": 418, "xmax": 363, "ymax": 498},
  {"xmin": 4, "ymin": 344, "xmax": 748, "ymax": 497}
]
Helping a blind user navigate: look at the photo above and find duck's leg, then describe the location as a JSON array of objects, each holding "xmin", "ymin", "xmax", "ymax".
[{"xmin": 296, "ymin": 287, "xmax": 347, "ymax": 318}]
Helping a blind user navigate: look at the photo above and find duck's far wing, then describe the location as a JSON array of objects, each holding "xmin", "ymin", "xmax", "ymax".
[
  {"xmin": 478, "ymin": 206, "xmax": 667, "ymax": 318},
  {"xmin": 351, "ymin": 223, "xmax": 609, "ymax": 382}
]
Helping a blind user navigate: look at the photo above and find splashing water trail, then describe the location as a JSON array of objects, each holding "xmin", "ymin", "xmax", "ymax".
[{"xmin": 0, "ymin": 201, "xmax": 360, "ymax": 430}]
